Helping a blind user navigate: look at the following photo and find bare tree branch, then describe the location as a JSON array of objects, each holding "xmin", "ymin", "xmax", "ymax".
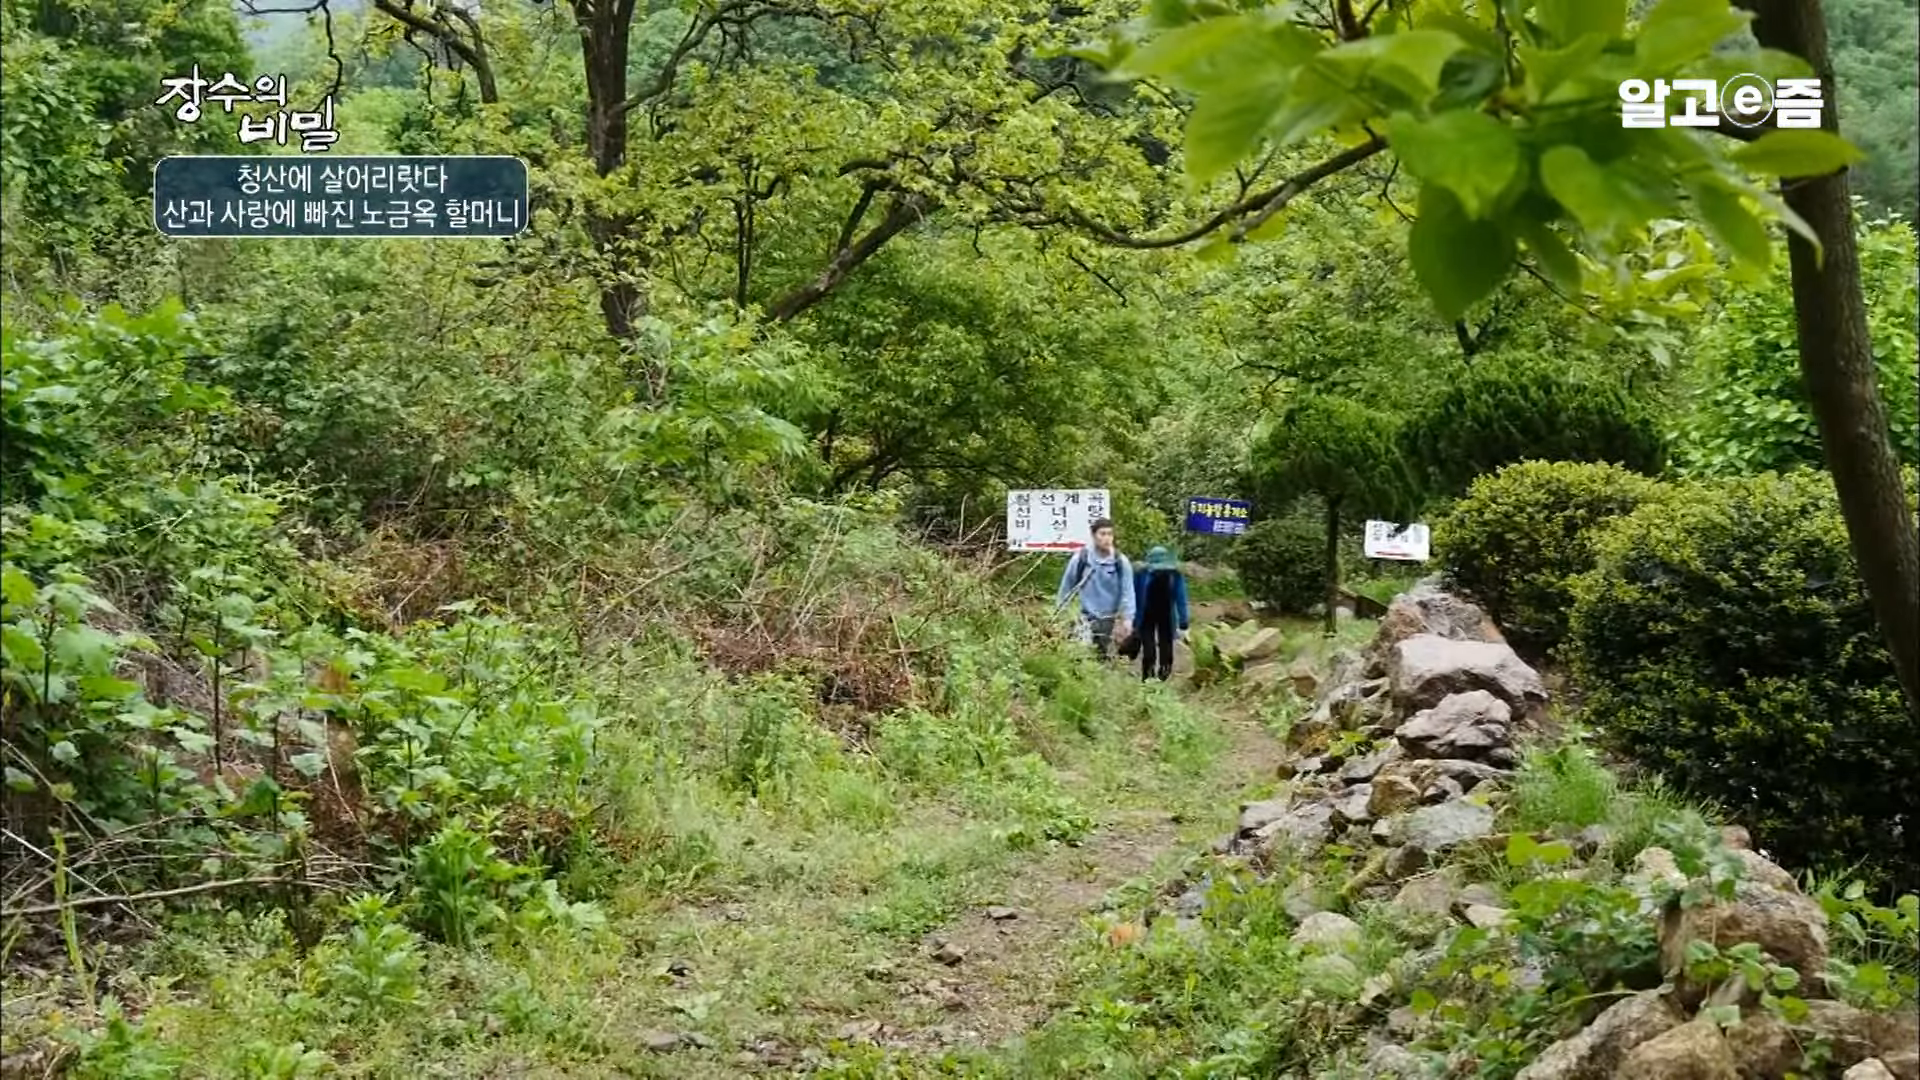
[{"xmin": 1065, "ymin": 136, "xmax": 1388, "ymax": 249}]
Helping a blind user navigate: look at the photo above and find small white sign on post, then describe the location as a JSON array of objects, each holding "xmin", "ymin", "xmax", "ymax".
[
  {"xmin": 1364, "ymin": 520, "xmax": 1431, "ymax": 562},
  {"xmin": 1007, "ymin": 489, "xmax": 1111, "ymax": 552}
]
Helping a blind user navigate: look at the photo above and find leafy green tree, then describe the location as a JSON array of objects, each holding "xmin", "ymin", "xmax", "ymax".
[
  {"xmin": 1674, "ymin": 213, "xmax": 1919, "ymax": 475},
  {"xmin": 369, "ymin": 0, "xmax": 1181, "ymax": 345},
  {"xmin": 1827, "ymin": 0, "xmax": 1918, "ymax": 217},
  {"xmin": 1075, "ymin": 0, "xmax": 1919, "ymax": 711},
  {"xmin": 1250, "ymin": 392, "xmax": 1421, "ymax": 631},
  {"xmin": 789, "ymin": 233, "xmax": 1153, "ymax": 498}
]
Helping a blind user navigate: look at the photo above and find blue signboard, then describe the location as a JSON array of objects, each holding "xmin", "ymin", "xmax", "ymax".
[{"xmin": 1185, "ymin": 496, "xmax": 1252, "ymax": 536}]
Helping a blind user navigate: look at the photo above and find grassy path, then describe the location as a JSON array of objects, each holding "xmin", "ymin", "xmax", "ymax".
[
  {"xmin": 556, "ymin": 602, "xmax": 1309, "ymax": 1078},
  {"xmin": 568, "ymin": 697, "xmax": 1287, "ymax": 1078}
]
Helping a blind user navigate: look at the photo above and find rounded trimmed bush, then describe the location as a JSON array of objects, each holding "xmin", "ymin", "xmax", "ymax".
[
  {"xmin": 1435, "ymin": 461, "xmax": 1667, "ymax": 653},
  {"xmin": 1231, "ymin": 512, "xmax": 1325, "ymax": 615},
  {"xmin": 1399, "ymin": 357, "xmax": 1669, "ymax": 497},
  {"xmin": 1567, "ymin": 469, "xmax": 1918, "ymax": 891}
]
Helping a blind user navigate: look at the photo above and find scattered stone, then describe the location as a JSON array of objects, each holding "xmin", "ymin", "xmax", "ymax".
[
  {"xmin": 1658, "ymin": 851, "xmax": 1831, "ymax": 991},
  {"xmin": 1371, "ymin": 818, "xmax": 1396, "ymax": 843},
  {"xmin": 1359, "ymin": 973, "xmax": 1394, "ymax": 1009},
  {"xmin": 1325, "ymin": 649, "xmax": 1366, "ymax": 694},
  {"xmin": 1367, "ymin": 1042, "xmax": 1425, "ymax": 1077},
  {"xmin": 1291, "ymin": 911, "xmax": 1363, "ymax": 952},
  {"xmin": 837, "ymin": 1020, "xmax": 884, "ymax": 1043},
  {"xmin": 1229, "ymin": 627, "xmax": 1284, "ymax": 664},
  {"xmin": 924, "ymin": 980, "xmax": 966, "ymax": 1010},
  {"xmin": 1334, "ymin": 678, "xmax": 1395, "ymax": 729},
  {"xmin": 1282, "ymin": 879, "xmax": 1326, "ymax": 921},
  {"xmin": 1376, "ymin": 758, "xmax": 1510, "ymax": 798},
  {"xmin": 1629, "ymin": 847, "xmax": 1688, "ymax": 894},
  {"xmin": 862, "ymin": 960, "xmax": 895, "ymax": 980},
  {"xmin": 985, "ymin": 906, "xmax": 1019, "ymax": 921},
  {"xmin": 664, "ymin": 958, "xmax": 694, "ymax": 977},
  {"xmin": 1238, "ymin": 798, "xmax": 1291, "ymax": 836},
  {"xmin": 1724, "ymin": 1009, "xmax": 1797, "ymax": 1079},
  {"xmin": 641, "ymin": 1031, "xmax": 689, "ymax": 1053},
  {"xmin": 1431, "ymin": 759, "xmax": 1513, "ymax": 790},
  {"xmin": 1514, "ymin": 991, "xmax": 1678, "ymax": 1080},
  {"xmin": 1171, "ymin": 887, "xmax": 1206, "ymax": 919},
  {"xmin": 1340, "ymin": 743, "xmax": 1405, "ymax": 783},
  {"xmin": 1301, "ymin": 951, "xmax": 1364, "ymax": 997},
  {"xmin": 1398, "ymin": 799, "xmax": 1497, "ymax": 856},
  {"xmin": 1846, "ymin": 1061, "xmax": 1898, "ymax": 1080},
  {"xmin": 1613, "ymin": 1016, "xmax": 1738, "ymax": 1080},
  {"xmin": 1461, "ymin": 904, "xmax": 1510, "ymax": 930},
  {"xmin": 1242, "ymin": 659, "xmax": 1289, "ymax": 692},
  {"xmin": 1251, "ymin": 800, "xmax": 1335, "ymax": 854},
  {"xmin": 1370, "ymin": 774, "xmax": 1424, "ymax": 818},
  {"xmin": 1457, "ymin": 882, "xmax": 1503, "ymax": 908},
  {"xmin": 1333, "ymin": 784, "xmax": 1375, "ymax": 826},
  {"xmin": 683, "ymin": 1032, "xmax": 716, "ymax": 1049},
  {"xmin": 1383, "ymin": 845, "xmax": 1429, "ymax": 879},
  {"xmin": 931, "ymin": 942, "xmax": 967, "ymax": 966},
  {"xmin": 1295, "ymin": 756, "xmax": 1328, "ymax": 777},
  {"xmin": 1877, "ymin": 1011, "xmax": 1920, "ymax": 1068},
  {"xmin": 1392, "ymin": 874, "xmax": 1458, "ymax": 919},
  {"xmin": 1571, "ymin": 824, "xmax": 1611, "ymax": 858},
  {"xmin": 1386, "ymin": 1006, "xmax": 1424, "ymax": 1040},
  {"xmin": 1720, "ymin": 825, "xmax": 1753, "ymax": 851},
  {"xmin": 1288, "ymin": 708, "xmax": 1337, "ymax": 753},
  {"xmin": 1395, "ymin": 690, "xmax": 1513, "ymax": 761},
  {"xmin": 1797, "ymin": 1000, "xmax": 1882, "ymax": 1068},
  {"xmin": 1388, "ymin": 634, "xmax": 1549, "ymax": 722},
  {"xmin": 1288, "ymin": 657, "xmax": 1319, "ymax": 698},
  {"xmin": 1421, "ymin": 776, "xmax": 1466, "ymax": 805}
]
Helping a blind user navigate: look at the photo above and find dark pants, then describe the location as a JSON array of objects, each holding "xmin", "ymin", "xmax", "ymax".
[
  {"xmin": 1085, "ymin": 615, "xmax": 1117, "ymax": 660},
  {"xmin": 1139, "ymin": 617, "xmax": 1175, "ymax": 681}
]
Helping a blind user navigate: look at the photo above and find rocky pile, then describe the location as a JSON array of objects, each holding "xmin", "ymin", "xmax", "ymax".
[
  {"xmin": 1187, "ymin": 581, "xmax": 1919, "ymax": 1080},
  {"xmin": 1508, "ymin": 829, "xmax": 1919, "ymax": 1080},
  {"xmin": 1228, "ymin": 581, "xmax": 1541, "ymax": 879}
]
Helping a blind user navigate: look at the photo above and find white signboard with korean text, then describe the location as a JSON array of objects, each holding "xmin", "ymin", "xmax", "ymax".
[
  {"xmin": 1364, "ymin": 520, "xmax": 1431, "ymax": 562},
  {"xmin": 1007, "ymin": 489, "xmax": 1111, "ymax": 552}
]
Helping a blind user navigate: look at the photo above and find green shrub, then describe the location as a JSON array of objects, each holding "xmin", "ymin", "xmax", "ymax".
[
  {"xmin": 1399, "ymin": 355, "xmax": 1669, "ymax": 498},
  {"xmin": 1230, "ymin": 510, "xmax": 1325, "ymax": 615},
  {"xmin": 1436, "ymin": 461, "xmax": 1667, "ymax": 652},
  {"xmin": 1567, "ymin": 470, "xmax": 1919, "ymax": 893}
]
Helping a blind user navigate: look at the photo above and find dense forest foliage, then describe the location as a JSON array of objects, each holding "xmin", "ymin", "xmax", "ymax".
[{"xmin": 2, "ymin": 0, "xmax": 1917, "ymax": 1074}]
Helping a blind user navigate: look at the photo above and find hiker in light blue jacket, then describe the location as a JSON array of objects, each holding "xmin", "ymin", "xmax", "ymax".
[{"xmin": 1054, "ymin": 517, "xmax": 1135, "ymax": 660}]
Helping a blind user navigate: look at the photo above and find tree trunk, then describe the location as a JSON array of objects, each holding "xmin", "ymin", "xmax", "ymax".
[
  {"xmin": 1739, "ymin": 0, "xmax": 1920, "ymax": 715},
  {"xmin": 1323, "ymin": 497, "xmax": 1342, "ymax": 637},
  {"xmin": 577, "ymin": 0, "xmax": 644, "ymax": 342}
]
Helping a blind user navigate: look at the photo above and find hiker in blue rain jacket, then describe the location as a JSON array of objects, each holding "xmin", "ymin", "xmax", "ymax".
[
  {"xmin": 1131, "ymin": 546, "xmax": 1190, "ymax": 682},
  {"xmin": 1054, "ymin": 518, "xmax": 1135, "ymax": 660}
]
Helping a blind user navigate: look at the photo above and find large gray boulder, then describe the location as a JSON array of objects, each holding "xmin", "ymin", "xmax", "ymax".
[
  {"xmin": 1248, "ymin": 800, "xmax": 1335, "ymax": 854},
  {"xmin": 1371, "ymin": 583, "xmax": 1504, "ymax": 655},
  {"xmin": 1389, "ymin": 634, "xmax": 1549, "ymax": 722},
  {"xmin": 1613, "ymin": 1016, "xmax": 1738, "ymax": 1079},
  {"xmin": 1514, "ymin": 992, "xmax": 1679, "ymax": 1080},
  {"xmin": 1656, "ymin": 849, "xmax": 1831, "ymax": 994},
  {"xmin": 1395, "ymin": 690, "xmax": 1513, "ymax": 761},
  {"xmin": 1395, "ymin": 798, "xmax": 1497, "ymax": 857}
]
